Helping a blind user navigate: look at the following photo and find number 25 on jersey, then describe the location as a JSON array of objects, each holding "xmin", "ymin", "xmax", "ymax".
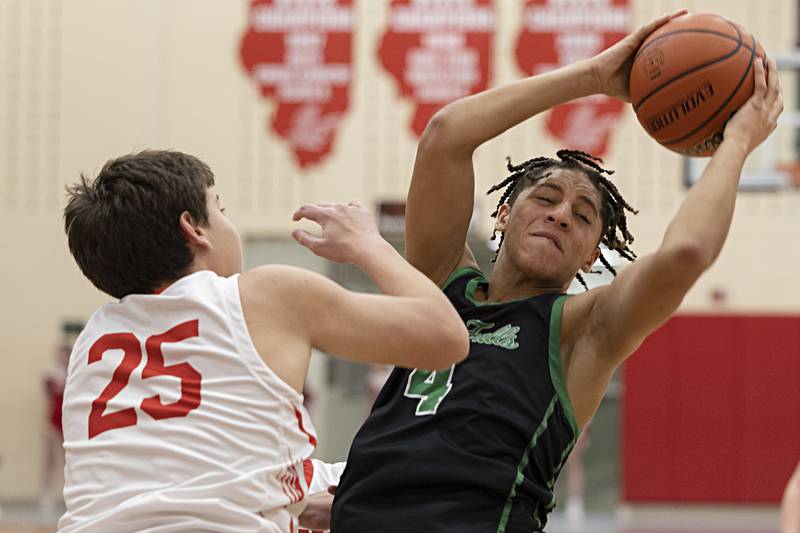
[{"xmin": 87, "ymin": 320, "xmax": 202, "ymax": 439}]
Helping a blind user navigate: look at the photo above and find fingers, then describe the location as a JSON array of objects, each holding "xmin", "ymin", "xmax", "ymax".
[
  {"xmin": 769, "ymin": 91, "xmax": 784, "ymax": 125},
  {"xmin": 753, "ymin": 58, "xmax": 768, "ymax": 100},
  {"xmin": 292, "ymin": 203, "xmax": 328, "ymax": 223},
  {"xmin": 293, "ymin": 202, "xmax": 365, "ymax": 222},
  {"xmin": 769, "ymin": 77, "xmax": 784, "ymax": 125},
  {"xmin": 765, "ymin": 57, "xmax": 782, "ymax": 105},
  {"xmin": 633, "ymin": 10, "xmax": 688, "ymax": 43},
  {"xmin": 291, "ymin": 229, "xmax": 324, "ymax": 253}
]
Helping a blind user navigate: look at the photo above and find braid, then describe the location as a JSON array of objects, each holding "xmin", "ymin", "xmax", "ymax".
[
  {"xmin": 556, "ymin": 149, "xmax": 613, "ymax": 175},
  {"xmin": 597, "ymin": 251, "xmax": 617, "ymax": 276},
  {"xmin": 486, "ymin": 149, "xmax": 638, "ymax": 290},
  {"xmin": 490, "ymin": 231, "xmax": 505, "ymax": 263}
]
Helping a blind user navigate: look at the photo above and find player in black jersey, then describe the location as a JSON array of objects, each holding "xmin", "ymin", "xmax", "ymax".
[{"xmin": 330, "ymin": 10, "xmax": 783, "ymax": 533}]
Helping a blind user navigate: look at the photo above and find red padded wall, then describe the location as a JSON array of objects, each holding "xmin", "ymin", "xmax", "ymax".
[{"xmin": 622, "ymin": 314, "xmax": 800, "ymax": 503}]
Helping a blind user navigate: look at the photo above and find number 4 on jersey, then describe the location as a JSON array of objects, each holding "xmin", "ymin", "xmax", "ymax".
[{"xmin": 403, "ymin": 365, "xmax": 455, "ymax": 416}]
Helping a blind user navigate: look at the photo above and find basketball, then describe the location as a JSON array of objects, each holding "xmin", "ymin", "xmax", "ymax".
[{"xmin": 630, "ymin": 13, "xmax": 767, "ymax": 157}]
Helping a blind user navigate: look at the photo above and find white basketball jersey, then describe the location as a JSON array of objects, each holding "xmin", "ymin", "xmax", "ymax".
[{"xmin": 58, "ymin": 271, "xmax": 317, "ymax": 532}]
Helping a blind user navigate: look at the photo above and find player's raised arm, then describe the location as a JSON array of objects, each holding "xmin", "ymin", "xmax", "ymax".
[
  {"xmin": 241, "ymin": 202, "xmax": 469, "ymax": 373},
  {"xmin": 580, "ymin": 57, "xmax": 783, "ymax": 367},
  {"xmin": 405, "ymin": 12, "xmax": 684, "ymax": 286}
]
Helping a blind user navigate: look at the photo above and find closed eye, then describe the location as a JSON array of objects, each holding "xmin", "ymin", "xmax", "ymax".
[{"xmin": 536, "ymin": 196, "xmax": 554, "ymax": 204}]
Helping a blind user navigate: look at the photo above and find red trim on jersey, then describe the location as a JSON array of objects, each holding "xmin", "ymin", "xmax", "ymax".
[
  {"xmin": 279, "ymin": 466, "xmax": 304, "ymax": 504},
  {"xmin": 303, "ymin": 458, "xmax": 315, "ymax": 485},
  {"xmin": 294, "ymin": 407, "xmax": 318, "ymax": 447},
  {"xmin": 289, "ymin": 465, "xmax": 304, "ymax": 503},
  {"xmin": 299, "ymin": 460, "xmax": 327, "ymax": 533}
]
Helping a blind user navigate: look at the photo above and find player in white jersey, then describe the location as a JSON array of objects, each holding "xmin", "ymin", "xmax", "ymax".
[{"xmin": 59, "ymin": 150, "xmax": 469, "ymax": 532}]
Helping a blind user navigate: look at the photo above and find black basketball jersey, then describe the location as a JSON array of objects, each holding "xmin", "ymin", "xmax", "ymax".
[{"xmin": 331, "ymin": 267, "xmax": 580, "ymax": 533}]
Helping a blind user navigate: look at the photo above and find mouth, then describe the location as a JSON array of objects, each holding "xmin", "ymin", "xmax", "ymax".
[{"xmin": 531, "ymin": 232, "xmax": 562, "ymax": 252}]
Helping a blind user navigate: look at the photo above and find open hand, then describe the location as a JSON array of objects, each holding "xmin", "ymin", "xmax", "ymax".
[
  {"xmin": 590, "ymin": 10, "xmax": 687, "ymax": 101},
  {"xmin": 292, "ymin": 201, "xmax": 387, "ymax": 265},
  {"xmin": 298, "ymin": 486, "xmax": 336, "ymax": 530},
  {"xmin": 723, "ymin": 57, "xmax": 783, "ymax": 155}
]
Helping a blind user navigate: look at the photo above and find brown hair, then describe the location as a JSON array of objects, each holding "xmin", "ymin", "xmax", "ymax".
[{"xmin": 64, "ymin": 150, "xmax": 215, "ymax": 298}]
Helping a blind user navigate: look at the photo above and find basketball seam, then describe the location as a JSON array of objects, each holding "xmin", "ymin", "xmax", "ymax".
[
  {"xmin": 663, "ymin": 33, "xmax": 756, "ymax": 147},
  {"xmin": 632, "ymin": 29, "xmax": 755, "ymax": 66},
  {"xmin": 632, "ymin": 14, "xmax": 753, "ymax": 60},
  {"xmin": 632, "ymin": 21, "xmax": 745, "ymax": 112}
]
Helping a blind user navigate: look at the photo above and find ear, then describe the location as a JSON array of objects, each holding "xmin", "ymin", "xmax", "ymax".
[
  {"xmin": 178, "ymin": 211, "xmax": 211, "ymax": 250},
  {"xmin": 494, "ymin": 204, "xmax": 511, "ymax": 233},
  {"xmin": 580, "ymin": 246, "xmax": 601, "ymax": 273}
]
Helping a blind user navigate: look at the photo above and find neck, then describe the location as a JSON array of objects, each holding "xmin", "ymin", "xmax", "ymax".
[
  {"xmin": 484, "ymin": 255, "xmax": 568, "ymax": 303},
  {"xmin": 153, "ymin": 261, "xmax": 207, "ymax": 294}
]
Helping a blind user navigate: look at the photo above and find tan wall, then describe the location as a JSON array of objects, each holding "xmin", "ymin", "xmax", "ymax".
[{"xmin": 0, "ymin": 0, "xmax": 798, "ymax": 500}]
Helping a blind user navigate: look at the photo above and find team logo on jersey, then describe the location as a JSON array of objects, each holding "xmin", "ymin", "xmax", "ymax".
[{"xmin": 466, "ymin": 319, "xmax": 519, "ymax": 350}]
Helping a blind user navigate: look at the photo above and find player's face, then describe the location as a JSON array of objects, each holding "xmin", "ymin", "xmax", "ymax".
[
  {"xmin": 495, "ymin": 169, "xmax": 603, "ymax": 288},
  {"xmin": 203, "ymin": 187, "xmax": 243, "ymax": 276}
]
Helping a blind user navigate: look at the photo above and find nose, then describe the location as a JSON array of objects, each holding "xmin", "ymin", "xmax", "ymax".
[{"xmin": 546, "ymin": 202, "xmax": 570, "ymax": 229}]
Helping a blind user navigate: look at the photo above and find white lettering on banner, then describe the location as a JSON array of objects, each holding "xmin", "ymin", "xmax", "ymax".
[
  {"xmin": 406, "ymin": 36, "xmax": 480, "ymax": 103},
  {"xmin": 287, "ymin": 106, "xmax": 343, "ymax": 151},
  {"xmin": 253, "ymin": 64, "xmax": 351, "ymax": 102},
  {"xmin": 380, "ymin": 0, "xmax": 495, "ymax": 134},
  {"xmin": 240, "ymin": 0, "xmax": 354, "ymax": 167},
  {"xmin": 391, "ymin": 1, "xmax": 494, "ymax": 32},
  {"xmin": 525, "ymin": 5, "xmax": 629, "ymax": 32},
  {"xmin": 516, "ymin": 0, "xmax": 630, "ymax": 156},
  {"xmin": 524, "ymin": 1, "xmax": 628, "ymax": 68},
  {"xmin": 252, "ymin": 0, "xmax": 353, "ymax": 31},
  {"xmin": 558, "ymin": 101, "xmax": 622, "ymax": 148}
]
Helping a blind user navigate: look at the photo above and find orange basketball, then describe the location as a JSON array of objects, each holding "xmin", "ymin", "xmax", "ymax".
[{"xmin": 629, "ymin": 13, "xmax": 767, "ymax": 157}]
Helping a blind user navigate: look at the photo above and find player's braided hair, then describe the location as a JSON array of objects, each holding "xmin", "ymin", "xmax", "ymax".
[{"xmin": 486, "ymin": 149, "xmax": 638, "ymax": 291}]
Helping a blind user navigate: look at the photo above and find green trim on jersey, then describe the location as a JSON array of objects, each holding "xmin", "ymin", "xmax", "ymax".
[
  {"xmin": 464, "ymin": 275, "xmax": 539, "ymax": 307},
  {"xmin": 496, "ymin": 395, "xmax": 558, "ymax": 533},
  {"xmin": 548, "ymin": 295, "xmax": 580, "ymax": 438},
  {"xmin": 465, "ymin": 276, "xmax": 492, "ymax": 306},
  {"xmin": 545, "ymin": 435, "xmax": 577, "ymax": 511},
  {"xmin": 442, "ymin": 266, "xmax": 483, "ymax": 291}
]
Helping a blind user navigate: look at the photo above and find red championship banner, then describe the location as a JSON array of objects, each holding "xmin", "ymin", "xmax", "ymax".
[
  {"xmin": 516, "ymin": 0, "xmax": 630, "ymax": 156},
  {"xmin": 378, "ymin": 0, "xmax": 495, "ymax": 137},
  {"xmin": 240, "ymin": 0, "xmax": 354, "ymax": 168}
]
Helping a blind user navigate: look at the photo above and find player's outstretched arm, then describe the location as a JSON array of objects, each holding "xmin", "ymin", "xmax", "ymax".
[
  {"xmin": 405, "ymin": 12, "xmax": 684, "ymax": 286},
  {"xmin": 578, "ymin": 58, "xmax": 783, "ymax": 367},
  {"xmin": 241, "ymin": 202, "xmax": 469, "ymax": 372}
]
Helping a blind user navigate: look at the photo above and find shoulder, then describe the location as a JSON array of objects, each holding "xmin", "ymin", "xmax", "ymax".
[
  {"xmin": 240, "ymin": 265, "xmax": 331, "ymax": 295},
  {"xmin": 239, "ymin": 265, "xmax": 345, "ymax": 316},
  {"xmin": 425, "ymin": 244, "xmax": 481, "ymax": 288}
]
